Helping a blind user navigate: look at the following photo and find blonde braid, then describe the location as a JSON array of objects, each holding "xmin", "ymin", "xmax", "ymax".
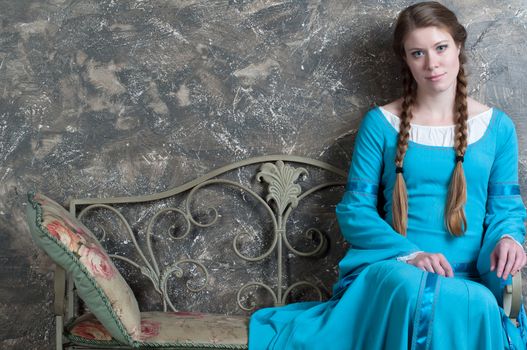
[
  {"xmin": 445, "ymin": 65, "xmax": 469, "ymax": 235},
  {"xmin": 392, "ymin": 67, "xmax": 416, "ymax": 235}
]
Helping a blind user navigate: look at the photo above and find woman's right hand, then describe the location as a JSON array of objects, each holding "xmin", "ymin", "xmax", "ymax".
[{"xmin": 407, "ymin": 252, "xmax": 454, "ymax": 277}]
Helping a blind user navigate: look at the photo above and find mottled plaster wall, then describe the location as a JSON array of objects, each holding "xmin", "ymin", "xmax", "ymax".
[{"xmin": 1, "ymin": 0, "xmax": 527, "ymax": 348}]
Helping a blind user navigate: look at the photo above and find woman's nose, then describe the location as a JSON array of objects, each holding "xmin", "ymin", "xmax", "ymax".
[{"xmin": 426, "ymin": 53, "xmax": 439, "ymax": 70}]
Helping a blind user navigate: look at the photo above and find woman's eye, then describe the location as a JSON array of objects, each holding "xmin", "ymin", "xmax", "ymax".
[
  {"xmin": 437, "ymin": 44, "xmax": 448, "ymax": 52},
  {"xmin": 411, "ymin": 51, "xmax": 424, "ymax": 58}
]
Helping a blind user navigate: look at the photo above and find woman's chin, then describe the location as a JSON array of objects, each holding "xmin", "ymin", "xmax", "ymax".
[{"xmin": 420, "ymin": 80, "xmax": 455, "ymax": 95}]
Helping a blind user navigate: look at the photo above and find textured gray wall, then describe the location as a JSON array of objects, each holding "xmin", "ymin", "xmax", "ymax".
[{"xmin": 1, "ymin": 0, "xmax": 527, "ymax": 348}]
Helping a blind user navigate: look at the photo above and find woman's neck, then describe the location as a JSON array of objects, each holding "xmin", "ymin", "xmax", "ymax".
[{"xmin": 413, "ymin": 84, "xmax": 457, "ymax": 125}]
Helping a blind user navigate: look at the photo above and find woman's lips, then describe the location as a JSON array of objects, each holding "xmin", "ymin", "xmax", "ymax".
[{"xmin": 426, "ymin": 73, "xmax": 446, "ymax": 82}]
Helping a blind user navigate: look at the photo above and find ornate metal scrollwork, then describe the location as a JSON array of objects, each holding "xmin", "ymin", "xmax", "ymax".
[
  {"xmin": 160, "ymin": 259, "xmax": 209, "ymax": 311},
  {"xmin": 70, "ymin": 156, "xmax": 347, "ymax": 314},
  {"xmin": 233, "ymin": 160, "xmax": 341, "ymax": 309},
  {"xmin": 256, "ymin": 160, "xmax": 308, "ymax": 217},
  {"xmin": 282, "ymin": 281, "xmax": 323, "ymax": 304},
  {"xmin": 77, "ymin": 204, "xmax": 209, "ymax": 312},
  {"xmin": 236, "ymin": 282, "xmax": 278, "ymax": 311},
  {"xmin": 186, "ymin": 179, "xmax": 279, "ymax": 262},
  {"xmin": 147, "ymin": 207, "xmax": 191, "ymax": 240},
  {"xmin": 256, "ymin": 161, "xmax": 331, "ymax": 258}
]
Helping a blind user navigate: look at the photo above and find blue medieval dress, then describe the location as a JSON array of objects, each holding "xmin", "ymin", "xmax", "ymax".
[{"xmin": 249, "ymin": 106, "xmax": 527, "ymax": 349}]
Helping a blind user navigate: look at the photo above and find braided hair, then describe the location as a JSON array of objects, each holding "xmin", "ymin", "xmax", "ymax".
[{"xmin": 391, "ymin": 1, "xmax": 468, "ymax": 236}]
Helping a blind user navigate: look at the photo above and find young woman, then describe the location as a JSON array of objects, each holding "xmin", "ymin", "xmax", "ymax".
[{"xmin": 249, "ymin": 2, "xmax": 527, "ymax": 349}]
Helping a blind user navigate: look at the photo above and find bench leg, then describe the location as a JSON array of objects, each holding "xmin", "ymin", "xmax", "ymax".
[{"xmin": 56, "ymin": 315, "xmax": 63, "ymax": 350}]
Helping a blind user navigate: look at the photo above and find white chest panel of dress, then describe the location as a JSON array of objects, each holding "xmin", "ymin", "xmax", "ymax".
[{"xmin": 378, "ymin": 107, "xmax": 493, "ymax": 147}]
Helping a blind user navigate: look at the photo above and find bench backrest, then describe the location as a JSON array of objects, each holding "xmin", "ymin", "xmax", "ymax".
[{"xmin": 66, "ymin": 155, "xmax": 348, "ymax": 318}]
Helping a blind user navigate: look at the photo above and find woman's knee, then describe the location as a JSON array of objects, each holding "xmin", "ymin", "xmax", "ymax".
[
  {"xmin": 467, "ymin": 281, "xmax": 498, "ymax": 307},
  {"xmin": 365, "ymin": 260, "xmax": 423, "ymax": 304}
]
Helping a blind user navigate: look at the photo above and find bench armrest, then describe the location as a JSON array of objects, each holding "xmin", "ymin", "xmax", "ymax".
[{"xmin": 503, "ymin": 272, "xmax": 522, "ymax": 320}]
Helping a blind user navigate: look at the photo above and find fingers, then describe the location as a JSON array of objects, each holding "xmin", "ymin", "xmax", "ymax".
[
  {"xmin": 501, "ymin": 250, "xmax": 516, "ymax": 280},
  {"xmin": 439, "ymin": 256, "xmax": 454, "ymax": 277},
  {"xmin": 412, "ymin": 260, "xmax": 433, "ymax": 273},
  {"xmin": 408, "ymin": 253, "xmax": 453, "ymax": 277},
  {"xmin": 510, "ymin": 252, "xmax": 527, "ymax": 276},
  {"xmin": 429, "ymin": 254, "xmax": 454, "ymax": 277},
  {"xmin": 490, "ymin": 250, "xmax": 497, "ymax": 271},
  {"xmin": 430, "ymin": 259, "xmax": 446, "ymax": 276},
  {"xmin": 423, "ymin": 263, "xmax": 435, "ymax": 273},
  {"xmin": 496, "ymin": 248, "xmax": 509, "ymax": 279},
  {"xmin": 510, "ymin": 253, "xmax": 524, "ymax": 276},
  {"xmin": 493, "ymin": 239, "xmax": 527, "ymax": 279},
  {"xmin": 413, "ymin": 258, "xmax": 433, "ymax": 273}
]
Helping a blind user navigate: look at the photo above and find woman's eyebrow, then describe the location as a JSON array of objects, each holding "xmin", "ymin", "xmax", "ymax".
[{"xmin": 408, "ymin": 40, "xmax": 449, "ymax": 51}]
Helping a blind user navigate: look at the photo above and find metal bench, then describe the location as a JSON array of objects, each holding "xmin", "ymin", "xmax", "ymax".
[
  {"xmin": 50, "ymin": 155, "xmax": 521, "ymax": 349},
  {"xmin": 56, "ymin": 155, "xmax": 348, "ymax": 349}
]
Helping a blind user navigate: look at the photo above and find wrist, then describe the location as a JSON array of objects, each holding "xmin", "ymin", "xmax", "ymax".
[
  {"xmin": 499, "ymin": 235, "xmax": 524, "ymax": 249},
  {"xmin": 397, "ymin": 251, "xmax": 424, "ymax": 263}
]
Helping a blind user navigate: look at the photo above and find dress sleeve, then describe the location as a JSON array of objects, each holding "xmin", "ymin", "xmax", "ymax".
[
  {"xmin": 482, "ymin": 114, "xmax": 526, "ymax": 249},
  {"xmin": 336, "ymin": 110, "xmax": 421, "ymax": 258},
  {"xmin": 477, "ymin": 112, "xmax": 527, "ymax": 298}
]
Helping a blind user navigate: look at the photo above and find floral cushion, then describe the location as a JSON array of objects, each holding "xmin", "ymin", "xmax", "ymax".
[
  {"xmin": 66, "ymin": 311, "xmax": 248, "ymax": 349},
  {"xmin": 26, "ymin": 192, "xmax": 141, "ymax": 345}
]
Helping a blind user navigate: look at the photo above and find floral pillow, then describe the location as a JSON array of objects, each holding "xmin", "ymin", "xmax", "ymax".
[{"xmin": 25, "ymin": 192, "xmax": 141, "ymax": 345}]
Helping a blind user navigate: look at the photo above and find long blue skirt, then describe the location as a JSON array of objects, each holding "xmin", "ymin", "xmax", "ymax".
[{"xmin": 249, "ymin": 260, "xmax": 527, "ymax": 350}]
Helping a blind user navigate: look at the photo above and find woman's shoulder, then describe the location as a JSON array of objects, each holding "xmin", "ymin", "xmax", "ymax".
[
  {"xmin": 468, "ymin": 99, "xmax": 516, "ymax": 145},
  {"xmin": 379, "ymin": 98, "xmax": 403, "ymax": 117},
  {"xmin": 467, "ymin": 97, "xmax": 491, "ymax": 117},
  {"xmin": 356, "ymin": 105, "xmax": 391, "ymax": 138},
  {"xmin": 471, "ymin": 97, "xmax": 514, "ymax": 129},
  {"xmin": 459, "ymin": 99, "xmax": 516, "ymax": 146}
]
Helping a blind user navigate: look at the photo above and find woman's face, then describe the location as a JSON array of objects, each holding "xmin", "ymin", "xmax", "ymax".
[{"xmin": 403, "ymin": 26, "xmax": 461, "ymax": 94}]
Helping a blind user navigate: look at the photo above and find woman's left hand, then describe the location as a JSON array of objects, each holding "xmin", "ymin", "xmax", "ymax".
[{"xmin": 490, "ymin": 237, "xmax": 526, "ymax": 280}]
